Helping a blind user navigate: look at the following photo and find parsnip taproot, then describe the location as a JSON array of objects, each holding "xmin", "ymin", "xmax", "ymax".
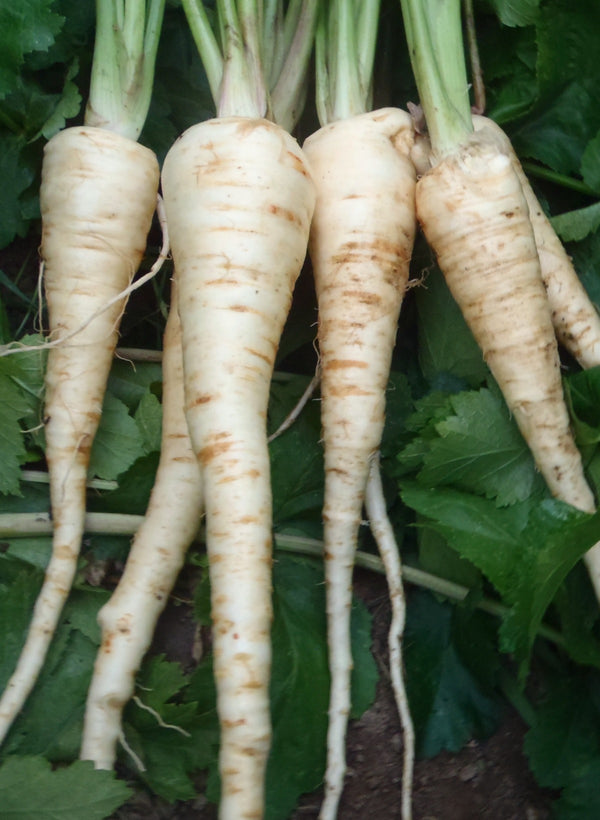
[
  {"xmin": 400, "ymin": 0, "xmax": 600, "ymax": 599},
  {"xmin": 0, "ymin": 1, "xmax": 164, "ymax": 747},
  {"xmin": 0, "ymin": 128, "xmax": 159, "ymax": 745},
  {"xmin": 472, "ymin": 115, "xmax": 600, "ymax": 370},
  {"xmin": 161, "ymin": 3, "xmax": 318, "ymax": 816},
  {"xmin": 304, "ymin": 4, "xmax": 416, "ymax": 816},
  {"xmin": 304, "ymin": 107, "xmax": 416, "ymax": 820},
  {"xmin": 162, "ymin": 115, "xmax": 314, "ymax": 820},
  {"xmin": 80, "ymin": 286, "xmax": 202, "ymax": 770}
]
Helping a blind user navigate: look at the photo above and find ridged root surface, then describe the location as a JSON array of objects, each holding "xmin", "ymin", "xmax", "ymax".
[
  {"xmin": 161, "ymin": 117, "xmax": 315, "ymax": 820},
  {"xmin": 303, "ymin": 108, "xmax": 416, "ymax": 819},
  {"xmin": 0, "ymin": 127, "xmax": 158, "ymax": 745}
]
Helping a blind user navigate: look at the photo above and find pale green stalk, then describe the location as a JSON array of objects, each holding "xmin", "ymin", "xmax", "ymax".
[
  {"xmin": 181, "ymin": 0, "xmax": 223, "ymax": 102},
  {"xmin": 85, "ymin": 0, "xmax": 166, "ymax": 141},
  {"xmin": 315, "ymin": 0, "xmax": 381, "ymax": 126},
  {"xmin": 181, "ymin": 0, "xmax": 319, "ymax": 129},
  {"xmin": 399, "ymin": 0, "xmax": 472, "ymax": 157},
  {"xmin": 0, "ymin": 512, "xmax": 564, "ymax": 647}
]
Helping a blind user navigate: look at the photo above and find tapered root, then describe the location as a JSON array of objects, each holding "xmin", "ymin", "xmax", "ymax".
[
  {"xmin": 0, "ymin": 127, "xmax": 159, "ymax": 745},
  {"xmin": 81, "ymin": 290, "xmax": 202, "ymax": 769}
]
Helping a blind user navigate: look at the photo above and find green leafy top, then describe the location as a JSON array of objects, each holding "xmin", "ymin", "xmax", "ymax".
[
  {"xmin": 181, "ymin": 0, "xmax": 320, "ymax": 131},
  {"xmin": 85, "ymin": 0, "xmax": 166, "ymax": 141},
  {"xmin": 314, "ymin": 0, "xmax": 381, "ymax": 125}
]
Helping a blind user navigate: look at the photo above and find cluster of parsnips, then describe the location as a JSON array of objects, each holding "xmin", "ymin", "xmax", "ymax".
[{"xmin": 1, "ymin": 3, "xmax": 600, "ymax": 820}]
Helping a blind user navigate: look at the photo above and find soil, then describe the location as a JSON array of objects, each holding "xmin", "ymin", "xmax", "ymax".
[{"xmin": 113, "ymin": 569, "xmax": 554, "ymax": 820}]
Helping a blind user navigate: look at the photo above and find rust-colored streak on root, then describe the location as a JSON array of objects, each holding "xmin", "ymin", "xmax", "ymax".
[
  {"xmin": 0, "ymin": 125, "xmax": 160, "ymax": 752},
  {"xmin": 302, "ymin": 108, "xmax": 417, "ymax": 817},
  {"xmin": 199, "ymin": 439, "xmax": 234, "ymax": 465},
  {"xmin": 161, "ymin": 115, "xmax": 315, "ymax": 820},
  {"xmin": 416, "ymin": 127, "xmax": 594, "ymax": 512}
]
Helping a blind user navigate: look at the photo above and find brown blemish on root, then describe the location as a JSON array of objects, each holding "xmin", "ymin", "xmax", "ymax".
[
  {"xmin": 200, "ymin": 439, "xmax": 234, "ymax": 464},
  {"xmin": 326, "ymin": 359, "xmax": 368, "ymax": 370},
  {"xmin": 191, "ymin": 393, "xmax": 215, "ymax": 406}
]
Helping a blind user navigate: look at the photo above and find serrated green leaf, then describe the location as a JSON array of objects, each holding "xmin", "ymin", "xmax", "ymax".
[
  {"xmin": 512, "ymin": 0, "xmax": 600, "ymax": 173},
  {"xmin": 88, "ymin": 452, "xmax": 160, "ymax": 517},
  {"xmin": 106, "ymin": 359, "xmax": 163, "ymax": 410},
  {"xmin": 555, "ymin": 759, "xmax": 600, "ymax": 819},
  {"xmin": 5, "ymin": 629, "xmax": 96, "ymax": 760},
  {"xmin": 269, "ymin": 378, "xmax": 324, "ymax": 522},
  {"xmin": 551, "ymin": 202, "xmax": 600, "ymax": 243},
  {"xmin": 134, "ymin": 389, "xmax": 163, "ymax": 454},
  {"xmin": 0, "ymin": 1, "xmax": 64, "ymax": 99},
  {"xmin": 418, "ymin": 387, "xmax": 544, "ymax": 506},
  {"xmin": 524, "ymin": 672, "xmax": 600, "ymax": 789},
  {"xmin": 400, "ymin": 484, "xmax": 600, "ymax": 672},
  {"xmin": 0, "ymin": 134, "xmax": 36, "ymax": 248},
  {"xmin": 123, "ymin": 655, "xmax": 219, "ymax": 802},
  {"xmin": 415, "ymin": 267, "xmax": 488, "ymax": 387},
  {"xmin": 0, "ymin": 756, "xmax": 130, "ymax": 820},
  {"xmin": 568, "ymin": 230, "xmax": 600, "ymax": 310},
  {"xmin": 88, "ymin": 393, "xmax": 146, "ymax": 481},
  {"xmin": 35, "ymin": 60, "xmax": 82, "ymax": 140},
  {"xmin": 405, "ymin": 592, "xmax": 502, "ymax": 757},
  {"xmin": 0, "ymin": 374, "xmax": 29, "ymax": 494}
]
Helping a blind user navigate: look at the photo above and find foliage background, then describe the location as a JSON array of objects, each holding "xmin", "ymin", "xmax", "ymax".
[{"xmin": 2, "ymin": 0, "xmax": 600, "ymax": 817}]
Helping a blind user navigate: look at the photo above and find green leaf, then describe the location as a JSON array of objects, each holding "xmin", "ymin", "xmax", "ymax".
[
  {"xmin": 416, "ymin": 387, "xmax": 543, "ymax": 505},
  {"xmin": 106, "ymin": 359, "xmax": 163, "ymax": 410},
  {"xmin": 0, "ymin": 756, "xmax": 131, "ymax": 820},
  {"xmin": 524, "ymin": 671, "xmax": 600, "ymax": 790},
  {"xmin": 555, "ymin": 760, "xmax": 600, "ymax": 819},
  {"xmin": 512, "ymin": 0, "xmax": 600, "ymax": 173},
  {"xmin": 269, "ymin": 378, "xmax": 324, "ymax": 523},
  {"xmin": 400, "ymin": 484, "xmax": 600, "ymax": 671},
  {"xmin": 415, "ymin": 267, "xmax": 488, "ymax": 388},
  {"xmin": 0, "ymin": 374, "xmax": 29, "ymax": 494},
  {"xmin": 0, "ymin": 1, "xmax": 64, "ymax": 99},
  {"xmin": 405, "ymin": 592, "xmax": 502, "ymax": 757},
  {"xmin": 33, "ymin": 59, "xmax": 82, "ymax": 140},
  {"xmin": 88, "ymin": 392, "xmax": 146, "ymax": 481},
  {"xmin": 267, "ymin": 556, "xmax": 376, "ymax": 819},
  {"xmin": 0, "ymin": 134, "xmax": 36, "ymax": 248},
  {"xmin": 551, "ymin": 202, "xmax": 600, "ymax": 243},
  {"xmin": 123, "ymin": 656, "xmax": 219, "ymax": 802},
  {"xmin": 486, "ymin": 0, "xmax": 540, "ymax": 27},
  {"xmin": 552, "ymin": 568, "xmax": 600, "ymax": 669},
  {"xmin": 134, "ymin": 389, "xmax": 163, "ymax": 454},
  {"xmin": 581, "ymin": 130, "xmax": 600, "ymax": 194},
  {"xmin": 568, "ymin": 231, "xmax": 600, "ymax": 310}
]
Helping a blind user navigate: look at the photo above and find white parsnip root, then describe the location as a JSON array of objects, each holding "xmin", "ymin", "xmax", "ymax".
[
  {"xmin": 162, "ymin": 116, "xmax": 315, "ymax": 820},
  {"xmin": 304, "ymin": 108, "xmax": 416, "ymax": 819},
  {"xmin": 365, "ymin": 455, "xmax": 414, "ymax": 820},
  {"xmin": 416, "ymin": 126, "xmax": 600, "ymax": 596},
  {"xmin": 0, "ymin": 127, "xmax": 159, "ymax": 745},
  {"xmin": 80, "ymin": 285, "xmax": 202, "ymax": 769},
  {"xmin": 472, "ymin": 115, "xmax": 600, "ymax": 370}
]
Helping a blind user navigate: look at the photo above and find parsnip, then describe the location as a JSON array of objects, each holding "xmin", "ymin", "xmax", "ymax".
[
  {"xmin": 400, "ymin": 0, "xmax": 600, "ymax": 600},
  {"xmin": 473, "ymin": 115, "xmax": 600, "ymax": 370},
  {"xmin": 0, "ymin": 127, "xmax": 159, "ymax": 745},
  {"xmin": 0, "ymin": 0, "xmax": 165, "ymax": 747},
  {"xmin": 305, "ymin": 107, "xmax": 416, "ymax": 820},
  {"xmin": 80, "ymin": 285, "xmax": 202, "ymax": 770},
  {"xmin": 161, "ymin": 3, "xmax": 318, "ymax": 816},
  {"xmin": 304, "ymin": 4, "xmax": 416, "ymax": 816}
]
